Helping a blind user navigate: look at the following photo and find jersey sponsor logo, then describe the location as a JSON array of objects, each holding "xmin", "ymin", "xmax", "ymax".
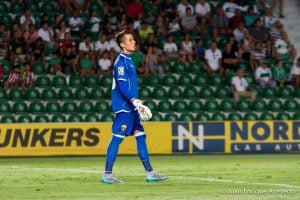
[
  {"xmin": 121, "ymin": 125, "xmax": 127, "ymax": 131},
  {"xmin": 118, "ymin": 66, "xmax": 124, "ymax": 75}
]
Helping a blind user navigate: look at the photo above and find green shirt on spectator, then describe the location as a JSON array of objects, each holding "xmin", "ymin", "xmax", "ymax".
[
  {"xmin": 131, "ymin": 51, "xmax": 144, "ymax": 68},
  {"xmin": 272, "ymin": 66, "xmax": 287, "ymax": 80},
  {"xmin": 80, "ymin": 59, "xmax": 93, "ymax": 69}
]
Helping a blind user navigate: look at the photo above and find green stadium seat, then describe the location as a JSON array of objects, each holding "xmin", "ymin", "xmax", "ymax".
[
  {"xmin": 244, "ymin": 112, "xmax": 258, "ymax": 120},
  {"xmin": 34, "ymin": 115, "xmax": 50, "ymax": 123},
  {"xmin": 293, "ymin": 112, "xmax": 300, "ymax": 120},
  {"xmin": 260, "ymin": 112, "xmax": 274, "ymax": 120},
  {"xmin": 146, "ymin": 75, "xmax": 160, "ymax": 85},
  {"xmin": 85, "ymin": 113, "xmax": 100, "ymax": 122},
  {"xmin": 95, "ymin": 101, "xmax": 110, "ymax": 113},
  {"xmin": 204, "ymin": 100, "xmax": 219, "ymax": 111},
  {"xmin": 284, "ymin": 99, "xmax": 298, "ymax": 111},
  {"xmin": 195, "ymin": 112, "xmax": 210, "ymax": 121},
  {"xmin": 295, "ymin": 87, "xmax": 300, "ymax": 97},
  {"xmin": 12, "ymin": 102, "xmax": 28, "ymax": 114},
  {"xmin": 90, "ymin": 87, "xmax": 105, "ymax": 99},
  {"xmin": 101, "ymin": 113, "xmax": 114, "ymax": 122},
  {"xmin": 46, "ymin": 102, "xmax": 61, "ymax": 114},
  {"xmin": 0, "ymin": 89, "xmax": 7, "ymax": 101},
  {"xmin": 9, "ymin": 88, "xmax": 24, "ymax": 100},
  {"xmin": 53, "ymin": 76, "xmax": 67, "ymax": 88},
  {"xmin": 1, "ymin": 115, "xmax": 16, "ymax": 123},
  {"xmin": 263, "ymin": 87, "xmax": 277, "ymax": 98},
  {"xmin": 105, "ymin": 88, "xmax": 111, "ymax": 99},
  {"xmin": 188, "ymin": 100, "xmax": 203, "ymax": 111},
  {"xmin": 29, "ymin": 101, "xmax": 45, "ymax": 114},
  {"xmin": 167, "ymin": 87, "xmax": 182, "ymax": 98},
  {"xmin": 0, "ymin": 102, "xmax": 11, "ymax": 114},
  {"xmin": 163, "ymin": 113, "xmax": 178, "ymax": 121},
  {"xmin": 51, "ymin": 114, "xmax": 66, "ymax": 122},
  {"xmin": 27, "ymin": 3, "xmax": 40, "ymax": 14},
  {"xmin": 100, "ymin": 76, "xmax": 112, "ymax": 86},
  {"xmin": 10, "ymin": 2, "xmax": 24, "ymax": 14},
  {"xmin": 179, "ymin": 113, "xmax": 194, "ymax": 121},
  {"xmin": 0, "ymin": 59, "xmax": 12, "ymax": 75},
  {"xmin": 25, "ymin": 88, "xmax": 40, "ymax": 100},
  {"xmin": 79, "ymin": 101, "xmax": 94, "ymax": 114},
  {"xmin": 143, "ymin": 100, "xmax": 157, "ymax": 111},
  {"xmin": 58, "ymin": 88, "xmax": 73, "ymax": 100},
  {"xmin": 139, "ymin": 86, "xmax": 152, "ymax": 99},
  {"xmin": 210, "ymin": 112, "xmax": 226, "ymax": 121},
  {"xmin": 0, "ymin": 2, "xmax": 9, "ymax": 14},
  {"xmin": 227, "ymin": 112, "xmax": 243, "ymax": 120},
  {"xmin": 178, "ymin": 74, "xmax": 193, "ymax": 85},
  {"xmin": 215, "ymin": 86, "xmax": 231, "ymax": 99},
  {"xmin": 62, "ymin": 101, "xmax": 78, "ymax": 114},
  {"xmin": 31, "ymin": 61, "xmax": 46, "ymax": 75},
  {"xmin": 41, "ymin": 1, "xmax": 56, "ymax": 15},
  {"xmin": 36, "ymin": 76, "xmax": 51, "ymax": 87},
  {"xmin": 219, "ymin": 99, "xmax": 235, "ymax": 111},
  {"xmin": 236, "ymin": 99, "xmax": 251, "ymax": 111},
  {"xmin": 194, "ymin": 74, "xmax": 209, "ymax": 86},
  {"xmin": 0, "ymin": 15, "xmax": 13, "ymax": 28},
  {"xmin": 41, "ymin": 87, "xmax": 57, "ymax": 100},
  {"xmin": 69, "ymin": 75, "xmax": 83, "ymax": 87},
  {"xmin": 84, "ymin": 75, "xmax": 99, "ymax": 87},
  {"xmin": 150, "ymin": 112, "xmax": 163, "ymax": 121},
  {"xmin": 188, "ymin": 61, "xmax": 204, "ymax": 73},
  {"xmin": 252, "ymin": 99, "xmax": 267, "ymax": 111},
  {"xmin": 210, "ymin": 74, "xmax": 224, "ymax": 86},
  {"xmin": 68, "ymin": 114, "xmax": 83, "ymax": 122},
  {"xmin": 276, "ymin": 112, "xmax": 290, "ymax": 120},
  {"xmin": 183, "ymin": 87, "xmax": 198, "ymax": 98},
  {"xmin": 158, "ymin": 101, "xmax": 172, "ymax": 112},
  {"xmin": 244, "ymin": 74, "xmax": 255, "ymax": 86},
  {"xmin": 18, "ymin": 115, "xmax": 33, "ymax": 123},
  {"xmin": 278, "ymin": 87, "xmax": 293, "ymax": 98},
  {"xmin": 173, "ymin": 100, "xmax": 188, "ymax": 112},
  {"xmin": 162, "ymin": 75, "xmax": 177, "ymax": 86},
  {"xmin": 152, "ymin": 86, "xmax": 167, "ymax": 99},
  {"xmin": 268, "ymin": 99, "xmax": 283, "ymax": 111},
  {"xmin": 173, "ymin": 62, "xmax": 187, "ymax": 73},
  {"xmin": 74, "ymin": 87, "xmax": 89, "ymax": 100},
  {"xmin": 199, "ymin": 87, "xmax": 214, "ymax": 98},
  {"xmin": 89, "ymin": 1, "xmax": 102, "ymax": 12}
]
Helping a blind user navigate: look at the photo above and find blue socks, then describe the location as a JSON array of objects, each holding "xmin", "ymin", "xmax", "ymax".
[
  {"xmin": 135, "ymin": 134, "xmax": 153, "ymax": 172},
  {"xmin": 104, "ymin": 135, "xmax": 124, "ymax": 173}
]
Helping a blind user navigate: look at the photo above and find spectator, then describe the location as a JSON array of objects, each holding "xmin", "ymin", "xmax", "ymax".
[
  {"xmin": 231, "ymin": 68, "xmax": 256, "ymax": 102},
  {"xmin": 0, "ymin": 66, "xmax": 4, "ymax": 88},
  {"xmin": 4, "ymin": 65, "xmax": 21, "ymax": 90},
  {"xmin": 126, "ymin": 0, "xmax": 144, "ymax": 19},
  {"xmin": 29, "ymin": 37, "xmax": 46, "ymax": 64},
  {"xmin": 9, "ymin": 30, "xmax": 26, "ymax": 64},
  {"xmin": 229, "ymin": 8, "xmax": 244, "ymax": 30},
  {"xmin": 68, "ymin": 9, "xmax": 84, "ymax": 37},
  {"xmin": 55, "ymin": 20, "xmax": 71, "ymax": 42},
  {"xmin": 211, "ymin": 6, "xmax": 229, "ymax": 38},
  {"xmin": 19, "ymin": 9, "xmax": 35, "ymax": 31},
  {"xmin": 195, "ymin": 0, "xmax": 211, "ymax": 35},
  {"xmin": 163, "ymin": 35, "xmax": 179, "ymax": 60},
  {"xmin": 38, "ymin": 21, "xmax": 56, "ymax": 49},
  {"xmin": 145, "ymin": 46, "xmax": 163, "ymax": 77},
  {"xmin": 89, "ymin": 10, "xmax": 101, "ymax": 34},
  {"xmin": 138, "ymin": 21, "xmax": 154, "ymax": 42},
  {"xmin": 272, "ymin": 60, "xmax": 288, "ymax": 87},
  {"xmin": 21, "ymin": 62, "xmax": 35, "ymax": 90},
  {"xmin": 59, "ymin": 32, "xmax": 76, "ymax": 55},
  {"xmin": 97, "ymin": 51, "xmax": 112, "ymax": 76},
  {"xmin": 180, "ymin": 33, "xmax": 194, "ymax": 62},
  {"xmin": 142, "ymin": 33, "xmax": 157, "ymax": 55},
  {"xmin": 180, "ymin": 7, "xmax": 197, "ymax": 33},
  {"xmin": 71, "ymin": 0, "xmax": 91, "ymax": 12},
  {"xmin": 133, "ymin": 12, "xmax": 143, "ymax": 30},
  {"xmin": 159, "ymin": 0, "xmax": 176, "ymax": 20},
  {"xmin": 94, "ymin": 34, "xmax": 109, "ymax": 55},
  {"xmin": 290, "ymin": 57, "xmax": 300, "ymax": 87},
  {"xmin": 255, "ymin": 62, "xmax": 276, "ymax": 88},
  {"xmin": 271, "ymin": 0, "xmax": 284, "ymax": 18},
  {"xmin": 205, "ymin": 41, "xmax": 224, "ymax": 76},
  {"xmin": 233, "ymin": 23, "xmax": 246, "ymax": 43},
  {"xmin": 23, "ymin": 24, "xmax": 39, "ymax": 47},
  {"xmin": 49, "ymin": 51, "xmax": 62, "ymax": 75},
  {"xmin": 177, "ymin": 0, "xmax": 194, "ymax": 18},
  {"xmin": 195, "ymin": 38, "xmax": 205, "ymax": 60},
  {"xmin": 222, "ymin": 43, "xmax": 239, "ymax": 73},
  {"xmin": 244, "ymin": 6, "xmax": 258, "ymax": 27},
  {"xmin": 80, "ymin": 52, "xmax": 93, "ymax": 77},
  {"xmin": 250, "ymin": 42, "xmax": 266, "ymax": 71},
  {"xmin": 223, "ymin": 0, "xmax": 239, "ymax": 19},
  {"xmin": 249, "ymin": 18, "xmax": 270, "ymax": 44},
  {"xmin": 260, "ymin": 6, "xmax": 277, "ymax": 28},
  {"xmin": 237, "ymin": 29, "xmax": 254, "ymax": 60},
  {"xmin": 168, "ymin": 17, "xmax": 181, "ymax": 36},
  {"xmin": 61, "ymin": 45, "xmax": 78, "ymax": 74},
  {"xmin": 59, "ymin": 0, "xmax": 74, "ymax": 14},
  {"xmin": 131, "ymin": 44, "xmax": 148, "ymax": 76},
  {"xmin": 155, "ymin": 15, "xmax": 167, "ymax": 36},
  {"xmin": 79, "ymin": 35, "xmax": 95, "ymax": 64},
  {"xmin": 107, "ymin": 34, "xmax": 121, "ymax": 56}
]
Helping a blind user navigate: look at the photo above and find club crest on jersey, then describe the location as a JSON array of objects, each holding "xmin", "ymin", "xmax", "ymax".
[
  {"xmin": 121, "ymin": 125, "xmax": 127, "ymax": 131},
  {"xmin": 118, "ymin": 66, "xmax": 124, "ymax": 75}
]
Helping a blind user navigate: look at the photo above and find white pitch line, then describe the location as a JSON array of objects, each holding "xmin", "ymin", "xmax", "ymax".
[{"xmin": 1, "ymin": 166, "xmax": 300, "ymax": 189}]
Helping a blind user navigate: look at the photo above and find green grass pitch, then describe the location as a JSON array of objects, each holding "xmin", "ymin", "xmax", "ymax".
[{"xmin": 0, "ymin": 154, "xmax": 299, "ymax": 200}]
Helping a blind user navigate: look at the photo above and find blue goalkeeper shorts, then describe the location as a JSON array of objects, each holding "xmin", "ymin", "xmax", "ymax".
[{"xmin": 112, "ymin": 111, "xmax": 144, "ymax": 136}]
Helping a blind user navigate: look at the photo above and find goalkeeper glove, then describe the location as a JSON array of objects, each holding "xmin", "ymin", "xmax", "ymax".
[{"xmin": 132, "ymin": 99, "xmax": 152, "ymax": 121}]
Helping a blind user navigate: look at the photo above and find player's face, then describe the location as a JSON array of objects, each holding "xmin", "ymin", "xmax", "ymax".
[{"xmin": 121, "ymin": 34, "xmax": 136, "ymax": 53}]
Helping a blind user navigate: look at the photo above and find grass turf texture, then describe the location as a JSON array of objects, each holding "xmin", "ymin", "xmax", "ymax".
[{"xmin": 0, "ymin": 155, "xmax": 299, "ymax": 200}]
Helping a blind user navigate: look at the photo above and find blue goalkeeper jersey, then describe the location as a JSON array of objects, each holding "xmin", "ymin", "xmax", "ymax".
[{"xmin": 111, "ymin": 53, "xmax": 138, "ymax": 113}]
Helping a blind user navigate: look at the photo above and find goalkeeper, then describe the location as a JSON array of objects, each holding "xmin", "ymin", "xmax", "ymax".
[{"xmin": 102, "ymin": 29, "xmax": 167, "ymax": 184}]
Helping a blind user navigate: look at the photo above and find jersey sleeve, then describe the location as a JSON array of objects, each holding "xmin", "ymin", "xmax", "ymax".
[{"xmin": 114, "ymin": 60, "xmax": 128, "ymax": 81}]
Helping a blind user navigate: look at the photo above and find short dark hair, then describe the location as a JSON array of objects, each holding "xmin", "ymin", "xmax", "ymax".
[{"xmin": 115, "ymin": 29, "xmax": 133, "ymax": 48}]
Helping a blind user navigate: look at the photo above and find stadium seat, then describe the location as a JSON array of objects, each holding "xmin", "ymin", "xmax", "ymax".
[
  {"xmin": 278, "ymin": 87, "xmax": 293, "ymax": 98},
  {"xmin": 210, "ymin": 74, "xmax": 224, "ymax": 86},
  {"xmin": 68, "ymin": 114, "xmax": 83, "ymax": 122},
  {"xmin": 179, "ymin": 113, "xmax": 194, "ymax": 121},
  {"xmin": 173, "ymin": 100, "xmax": 188, "ymax": 112},
  {"xmin": 84, "ymin": 75, "xmax": 99, "ymax": 87},
  {"xmin": 268, "ymin": 99, "xmax": 283, "ymax": 111},
  {"xmin": 293, "ymin": 112, "xmax": 300, "ymax": 120},
  {"xmin": 195, "ymin": 112, "xmax": 210, "ymax": 121},
  {"xmin": 243, "ymin": 112, "xmax": 258, "ymax": 120},
  {"xmin": 139, "ymin": 86, "xmax": 152, "ymax": 99},
  {"xmin": 0, "ymin": 89, "xmax": 7, "ymax": 101},
  {"xmin": 146, "ymin": 75, "xmax": 160, "ymax": 85},
  {"xmin": 79, "ymin": 101, "xmax": 94, "ymax": 114},
  {"xmin": 227, "ymin": 112, "xmax": 243, "ymax": 120},
  {"xmin": 178, "ymin": 74, "xmax": 193, "ymax": 85},
  {"xmin": 41, "ymin": 1, "xmax": 56, "ymax": 15},
  {"xmin": 0, "ymin": 59, "xmax": 12, "ymax": 75},
  {"xmin": 85, "ymin": 113, "xmax": 100, "ymax": 122},
  {"xmin": 36, "ymin": 76, "xmax": 51, "ymax": 87},
  {"xmin": 89, "ymin": 1, "xmax": 102, "ymax": 12},
  {"xmin": 62, "ymin": 101, "xmax": 78, "ymax": 114},
  {"xmin": 210, "ymin": 112, "xmax": 226, "ymax": 121},
  {"xmin": 163, "ymin": 113, "xmax": 178, "ymax": 121},
  {"xmin": 95, "ymin": 101, "xmax": 110, "ymax": 113},
  {"xmin": 10, "ymin": 2, "xmax": 24, "ymax": 14},
  {"xmin": 58, "ymin": 88, "xmax": 73, "ymax": 100},
  {"xmin": 29, "ymin": 101, "xmax": 45, "ymax": 114},
  {"xmin": 252, "ymin": 99, "xmax": 267, "ymax": 111},
  {"xmin": 100, "ymin": 76, "xmax": 112, "ymax": 86},
  {"xmin": 219, "ymin": 99, "xmax": 235, "ymax": 111},
  {"xmin": 188, "ymin": 61, "xmax": 204, "ymax": 73},
  {"xmin": 162, "ymin": 75, "xmax": 177, "ymax": 86},
  {"xmin": 9, "ymin": 88, "xmax": 24, "ymax": 100},
  {"xmin": 215, "ymin": 86, "xmax": 231, "ymax": 99},
  {"xmin": 53, "ymin": 76, "xmax": 67, "ymax": 88},
  {"xmin": 158, "ymin": 101, "xmax": 172, "ymax": 112},
  {"xmin": 1, "ymin": 115, "xmax": 16, "ymax": 123},
  {"xmin": 1, "ymin": 15, "xmax": 13, "ymax": 28},
  {"xmin": 295, "ymin": 87, "xmax": 300, "ymax": 97},
  {"xmin": 284, "ymin": 99, "xmax": 298, "ymax": 111},
  {"xmin": 0, "ymin": 2, "xmax": 8, "ymax": 14},
  {"xmin": 204, "ymin": 100, "xmax": 219, "ymax": 111},
  {"xmin": 90, "ymin": 87, "xmax": 105, "ymax": 99},
  {"xmin": 41, "ymin": 87, "xmax": 57, "ymax": 100},
  {"xmin": 263, "ymin": 87, "xmax": 277, "ymax": 98},
  {"xmin": 276, "ymin": 112, "xmax": 290, "ymax": 120},
  {"xmin": 51, "ymin": 114, "xmax": 66, "ymax": 122},
  {"xmin": 236, "ymin": 99, "xmax": 251, "ymax": 111},
  {"xmin": 188, "ymin": 100, "xmax": 203, "ymax": 111},
  {"xmin": 31, "ymin": 61, "xmax": 46, "ymax": 75},
  {"xmin": 199, "ymin": 87, "xmax": 214, "ymax": 98},
  {"xmin": 34, "ymin": 115, "xmax": 50, "ymax": 123},
  {"xmin": 12, "ymin": 102, "xmax": 28, "ymax": 114},
  {"xmin": 69, "ymin": 75, "xmax": 83, "ymax": 87},
  {"xmin": 260, "ymin": 112, "xmax": 274, "ymax": 120},
  {"xmin": 183, "ymin": 87, "xmax": 198, "ymax": 98},
  {"xmin": 101, "ymin": 113, "xmax": 114, "ymax": 122},
  {"xmin": 167, "ymin": 87, "xmax": 182, "ymax": 98},
  {"xmin": 74, "ymin": 87, "xmax": 90, "ymax": 100},
  {"xmin": 27, "ymin": 3, "xmax": 40, "ymax": 14},
  {"xmin": 150, "ymin": 112, "xmax": 163, "ymax": 121},
  {"xmin": 25, "ymin": 88, "xmax": 40, "ymax": 100},
  {"xmin": 18, "ymin": 115, "xmax": 33, "ymax": 123},
  {"xmin": 0, "ymin": 102, "xmax": 11, "ymax": 114},
  {"xmin": 152, "ymin": 86, "xmax": 167, "ymax": 99},
  {"xmin": 143, "ymin": 100, "xmax": 157, "ymax": 111},
  {"xmin": 193, "ymin": 74, "xmax": 209, "ymax": 86},
  {"xmin": 173, "ymin": 62, "xmax": 187, "ymax": 73},
  {"xmin": 46, "ymin": 102, "xmax": 61, "ymax": 114}
]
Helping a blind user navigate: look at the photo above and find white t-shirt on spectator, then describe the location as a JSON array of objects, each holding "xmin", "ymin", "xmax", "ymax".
[
  {"xmin": 69, "ymin": 17, "xmax": 83, "ymax": 31},
  {"xmin": 98, "ymin": 58, "xmax": 111, "ymax": 71},
  {"xmin": 20, "ymin": 16, "xmax": 35, "ymax": 26},
  {"xmin": 223, "ymin": 2, "xmax": 238, "ymax": 18},
  {"xmin": 79, "ymin": 42, "xmax": 94, "ymax": 52},
  {"xmin": 255, "ymin": 66, "xmax": 272, "ymax": 81},
  {"xmin": 163, "ymin": 42, "xmax": 178, "ymax": 53},
  {"xmin": 233, "ymin": 28, "xmax": 245, "ymax": 42},
  {"xmin": 232, "ymin": 76, "xmax": 248, "ymax": 92},
  {"xmin": 89, "ymin": 16, "xmax": 100, "ymax": 32},
  {"xmin": 107, "ymin": 39, "xmax": 121, "ymax": 52},
  {"xmin": 205, "ymin": 48, "xmax": 222, "ymax": 70},
  {"xmin": 177, "ymin": 3, "xmax": 194, "ymax": 18},
  {"xmin": 38, "ymin": 28, "xmax": 53, "ymax": 42},
  {"xmin": 195, "ymin": 2, "xmax": 211, "ymax": 16},
  {"xmin": 290, "ymin": 63, "xmax": 300, "ymax": 75},
  {"xmin": 94, "ymin": 41, "xmax": 109, "ymax": 52}
]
